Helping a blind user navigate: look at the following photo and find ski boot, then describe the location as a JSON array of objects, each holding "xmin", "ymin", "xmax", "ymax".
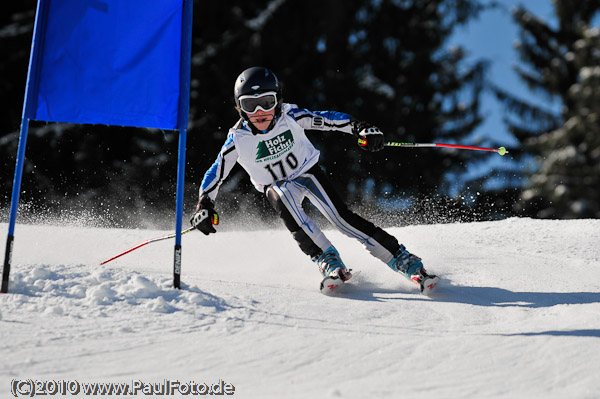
[
  {"xmin": 312, "ymin": 245, "xmax": 352, "ymax": 294},
  {"xmin": 387, "ymin": 244, "xmax": 439, "ymax": 295}
]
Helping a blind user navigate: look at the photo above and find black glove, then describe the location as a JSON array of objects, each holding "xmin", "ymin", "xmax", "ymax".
[
  {"xmin": 190, "ymin": 196, "xmax": 219, "ymax": 235},
  {"xmin": 352, "ymin": 120, "xmax": 385, "ymax": 152}
]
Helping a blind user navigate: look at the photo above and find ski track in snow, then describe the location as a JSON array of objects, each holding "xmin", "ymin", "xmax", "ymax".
[{"xmin": 1, "ymin": 218, "xmax": 599, "ymax": 398}]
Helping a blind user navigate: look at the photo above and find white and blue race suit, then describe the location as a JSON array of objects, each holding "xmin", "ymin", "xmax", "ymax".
[{"xmin": 198, "ymin": 103, "xmax": 401, "ymax": 262}]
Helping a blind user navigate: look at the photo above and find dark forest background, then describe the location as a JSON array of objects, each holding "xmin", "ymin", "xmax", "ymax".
[{"xmin": 1, "ymin": 0, "xmax": 598, "ymax": 230}]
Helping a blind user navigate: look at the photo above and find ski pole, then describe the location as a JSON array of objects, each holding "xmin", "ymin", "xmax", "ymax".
[
  {"xmin": 100, "ymin": 226, "xmax": 196, "ymax": 265},
  {"xmin": 358, "ymin": 138, "xmax": 508, "ymax": 155},
  {"xmin": 385, "ymin": 141, "xmax": 508, "ymax": 155}
]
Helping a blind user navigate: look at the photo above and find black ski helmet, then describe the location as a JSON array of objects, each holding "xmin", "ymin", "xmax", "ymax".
[{"xmin": 234, "ymin": 66, "xmax": 282, "ymax": 108}]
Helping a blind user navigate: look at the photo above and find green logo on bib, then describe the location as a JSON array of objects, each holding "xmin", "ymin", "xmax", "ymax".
[{"xmin": 256, "ymin": 130, "xmax": 294, "ymax": 162}]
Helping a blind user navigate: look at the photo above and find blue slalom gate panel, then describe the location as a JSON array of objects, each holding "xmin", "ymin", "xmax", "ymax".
[
  {"xmin": 29, "ymin": 0, "xmax": 186, "ymax": 129},
  {"xmin": 2, "ymin": 0, "xmax": 193, "ymax": 293}
]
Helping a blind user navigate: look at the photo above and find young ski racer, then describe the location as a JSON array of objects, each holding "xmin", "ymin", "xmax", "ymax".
[{"xmin": 190, "ymin": 67, "xmax": 439, "ymax": 295}]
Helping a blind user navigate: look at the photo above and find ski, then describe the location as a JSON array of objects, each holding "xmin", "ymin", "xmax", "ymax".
[
  {"xmin": 319, "ymin": 269, "xmax": 439, "ymax": 296},
  {"xmin": 420, "ymin": 275, "xmax": 440, "ymax": 296},
  {"xmin": 320, "ymin": 275, "xmax": 344, "ymax": 294},
  {"xmin": 319, "ymin": 269, "xmax": 359, "ymax": 295}
]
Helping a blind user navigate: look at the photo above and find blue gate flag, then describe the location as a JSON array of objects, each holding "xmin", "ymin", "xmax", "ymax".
[
  {"xmin": 28, "ymin": 0, "xmax": 186, "ymax": 130},
  {"xmin": 2, "ymin": 0, "xmax": 193, "ymax": 293}
]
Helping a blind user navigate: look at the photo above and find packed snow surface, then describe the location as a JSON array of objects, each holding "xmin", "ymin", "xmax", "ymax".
[{"xmin": 1, "ymin": 218, "xmax": 599, "ymax": 398}]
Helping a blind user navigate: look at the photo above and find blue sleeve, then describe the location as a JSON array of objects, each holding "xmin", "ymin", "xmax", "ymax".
[
  {"xmin": 199, "ymin": 133, "xmax": 238, "ymax": 201},
  {"xmin": 288, "ymin": 106, "xmax": 354, "ymax": 134}
]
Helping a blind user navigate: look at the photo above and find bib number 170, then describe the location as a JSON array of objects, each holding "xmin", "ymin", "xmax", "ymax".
[{"xmin": 264, "ymin": 153, "xmax": 299, "ymax": 180}]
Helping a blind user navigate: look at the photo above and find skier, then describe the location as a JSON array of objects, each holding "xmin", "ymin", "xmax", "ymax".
[{"xmin": 190, "ymin": 66, "xmax": 439, "ymax": 295}]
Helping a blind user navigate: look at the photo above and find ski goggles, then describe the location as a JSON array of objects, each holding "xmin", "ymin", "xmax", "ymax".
[{"xmin": 238, "ymin": 91, "xmax": 278, "ymax": 114}]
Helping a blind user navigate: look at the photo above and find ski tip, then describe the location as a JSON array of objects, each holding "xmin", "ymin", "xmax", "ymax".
[
  {"xmin": 421, "ymin": 276, "xmax": 441, "ymax": 296},
  {"xmin": 320, "ymin": 275, "xmax": 344, "ymax": 295}
]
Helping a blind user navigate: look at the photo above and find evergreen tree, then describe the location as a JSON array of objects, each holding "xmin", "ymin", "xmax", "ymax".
[
  {"xmin": 0, "ymin": 2, "xmax": 35, "ymax": 134},
  {"xmin": 497, "ymin": 1, "xmax": 600, "ymax": 218}
]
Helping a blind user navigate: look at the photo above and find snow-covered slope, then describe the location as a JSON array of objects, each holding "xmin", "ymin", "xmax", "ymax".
[{"xmin": 1, "ymin": 218, "xmax": 599, "ymax": 398}]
